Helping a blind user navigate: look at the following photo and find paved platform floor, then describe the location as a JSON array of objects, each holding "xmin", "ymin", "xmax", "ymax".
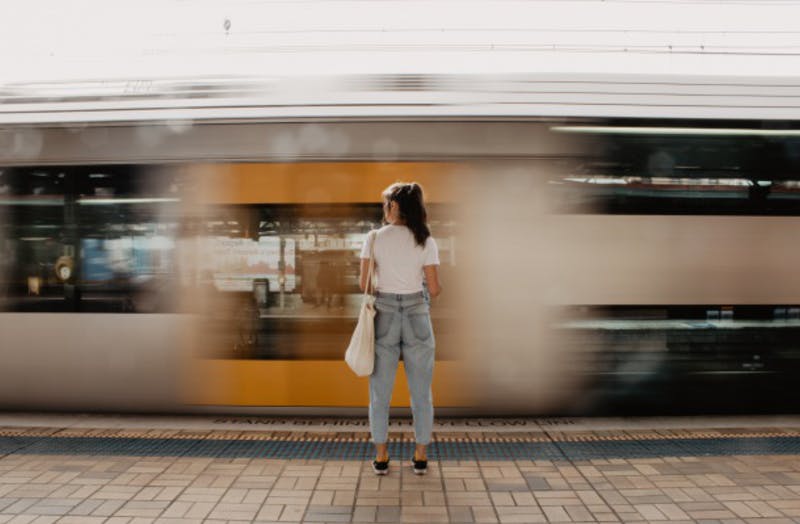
[{"xmin": 0, "ymin": 414, "xmax": 800, "ymax": 523}]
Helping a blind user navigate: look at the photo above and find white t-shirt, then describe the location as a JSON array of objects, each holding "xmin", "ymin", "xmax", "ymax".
[{"xmin": 359, "ymin": 224, "xmax": 439, "ymax": 294}]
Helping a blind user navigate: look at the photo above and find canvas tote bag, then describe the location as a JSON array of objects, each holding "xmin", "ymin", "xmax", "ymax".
[{"xmin": 345, "ymin": 230, "xmax": 377, "ymax": 376}]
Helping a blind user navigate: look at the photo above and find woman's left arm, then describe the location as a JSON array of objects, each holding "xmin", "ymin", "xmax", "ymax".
[{"xmin": 423, "ymin": 265, "xmax": 441, "ymax": 298}]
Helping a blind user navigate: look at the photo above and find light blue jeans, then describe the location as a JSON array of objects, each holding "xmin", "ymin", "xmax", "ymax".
[{"xmin": 369, "ymin": 290, "xmax": 435, "ymax": 445}]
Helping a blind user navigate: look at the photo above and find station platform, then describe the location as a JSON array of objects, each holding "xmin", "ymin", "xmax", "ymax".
[{"xmin": 1, "ymin": 413, "xmax": 800, "ymax": 523}]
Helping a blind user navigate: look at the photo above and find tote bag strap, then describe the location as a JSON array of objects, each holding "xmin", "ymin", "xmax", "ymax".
[{"xmin": 363, "ymin": 230, "xmax": 377, "ymax": 298}]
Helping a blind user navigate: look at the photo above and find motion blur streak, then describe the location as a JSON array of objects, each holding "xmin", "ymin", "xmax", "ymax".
[
  {"xmin": 456, "ymin": 160, "xmax": 800, "ymax": 412},
  {"xmin": 455, "ymin": 162, "xmax": 584, "ymax": 413}
]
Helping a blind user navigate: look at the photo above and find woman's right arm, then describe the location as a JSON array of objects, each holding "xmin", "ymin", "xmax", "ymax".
[
  {"xmin": 359, "ymin": 258, "xmax": 371, "ymax": 293},
  {"xmin": 359, "ymin": 231, "xmax": 374, "ymax": 293},
  {"xmin": 423, "ymin": 265, "xmax": 441, "ymax": 298}
]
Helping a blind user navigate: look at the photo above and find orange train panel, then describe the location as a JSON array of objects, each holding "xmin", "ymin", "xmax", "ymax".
[
  {"xmin": 191, "ymin": 162, "xmax": 459, "ymax": 204},
  {"xmin": 183, "ymin": 360, "xmax": 473, "ymax": 407}
]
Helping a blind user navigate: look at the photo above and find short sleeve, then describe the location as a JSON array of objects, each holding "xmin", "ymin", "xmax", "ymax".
[
  {"xmin": 423, "ymin": 236, "xmax": 440, "ymax": 266},
  {"xmin": 359, "ymin": 231, "xmax": 374, "ymax": 259}
]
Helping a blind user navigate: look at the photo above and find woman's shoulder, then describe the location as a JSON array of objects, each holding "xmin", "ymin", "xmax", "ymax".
[
  {"xmin": 424, "ymin": 234, "xmax": 437, "ymax": 248},
  {"xmin": 374, "ymin": 224, "xmax": 402, "ymax": 237},
  {"xmin": 365, "ymin": 225, "xmax": 390, "ymax": 238},
  {"xmin": 367, "ymin": 225, "xmax": 395, "ymax": 246}
]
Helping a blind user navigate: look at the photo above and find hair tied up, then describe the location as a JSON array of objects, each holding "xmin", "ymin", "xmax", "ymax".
[{"xmin": 382, "ymin": 181, "xmax": 431, "ymax": 247}]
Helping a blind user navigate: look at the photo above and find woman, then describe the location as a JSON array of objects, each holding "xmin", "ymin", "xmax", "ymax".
[{"xmin": 359, "ymin": 182, "xmax": 442, "ymax": 476}]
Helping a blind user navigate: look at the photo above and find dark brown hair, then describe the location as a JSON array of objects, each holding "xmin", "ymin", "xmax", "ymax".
[{"xmin": 382, "ymin": 182, "xmax": 431, "ymax": 247}]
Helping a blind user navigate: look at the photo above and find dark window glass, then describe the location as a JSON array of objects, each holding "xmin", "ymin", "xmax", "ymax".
[
  {"xmin": 75, "ymin": 166, "xmax": 182, "ymax": 313},
  {"xmin": 0, "ymin": 167, "xmax": 70, "ymax": 311},
  {"xmin": 563, "ymin": 305, "xmax": 800, "ymax": 414},
  {"xmin": 0, "ymin": 165, "xmax": 182, "ymax": 312},
  {"xmin": 550, "ymin": 129, "xmax": 800, "ymax": 215}
]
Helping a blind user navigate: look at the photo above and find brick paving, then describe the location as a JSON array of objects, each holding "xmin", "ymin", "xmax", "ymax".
[{"xmin": 1, "ymin": 417, "xmax": 800, "ymax": 522}]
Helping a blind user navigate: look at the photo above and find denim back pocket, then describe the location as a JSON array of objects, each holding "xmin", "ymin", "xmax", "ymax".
[
  {"xmin": 374, "ymin": 301, "xmax": 396, "ymax": 339},
  {"xmin": 406, "ymin": 301, "xmax": 432, "ymax": 341}
]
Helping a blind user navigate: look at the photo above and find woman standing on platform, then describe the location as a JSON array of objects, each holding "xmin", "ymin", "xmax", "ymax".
[{"xmin": 359, "ymin": 182, "xmax": 442, "ymax": 476}]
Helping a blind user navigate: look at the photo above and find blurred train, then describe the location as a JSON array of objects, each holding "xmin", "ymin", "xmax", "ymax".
[
  {"xmin": 2, "ymin": 111, "xmax": 800, "ymax": 415},
  {"xmin": 4, "ymin": 0, "xmax": 800, "ymax": 414}
]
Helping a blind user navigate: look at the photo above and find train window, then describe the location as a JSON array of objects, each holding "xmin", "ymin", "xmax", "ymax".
[
  {"xmin": 562, "ymin": 304, "xmax": 800, "ymax": 413},
  {"xmin": 550, "ymin": 133, "xmax": 800, "ymax": 215},
  {"xmin": 195, "ymin": 203, "xmax": 458, "ymax": 360},
  {"xmin": 0, "ymin": 165, "xmax": 183, "ymax": 312},
  {"xmin": 0, "ymin": 167, "xmax": 70, "ymax": 311},
  {"xmin": 75, "ymin": 166, "xmax": 182, "ymax": 313}
]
